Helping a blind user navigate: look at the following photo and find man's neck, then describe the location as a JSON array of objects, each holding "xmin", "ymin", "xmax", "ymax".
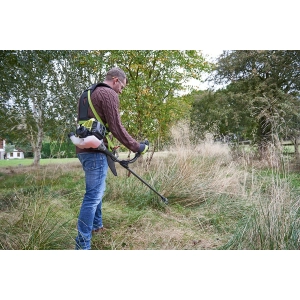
[{"xmin": 103, "ymin": 80, "xmax": 113, "ymax": 89}]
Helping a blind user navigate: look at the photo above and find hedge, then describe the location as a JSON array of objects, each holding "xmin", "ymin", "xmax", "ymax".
[{"xmin": 41, "ymin": 141, "xmax": 76, "ymax": 158}]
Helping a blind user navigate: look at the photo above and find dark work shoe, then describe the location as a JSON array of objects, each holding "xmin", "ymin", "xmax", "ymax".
[{"xmin": 92, "ymin": 227, "xmax": 106, "ymax": 234}]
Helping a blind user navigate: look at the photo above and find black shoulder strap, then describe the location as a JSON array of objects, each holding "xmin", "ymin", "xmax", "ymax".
[{"xmin": 78, "ymin": 82, "xmax": 111, "ymax": 123}]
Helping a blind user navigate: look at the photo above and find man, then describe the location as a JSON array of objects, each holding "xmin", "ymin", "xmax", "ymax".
[{"xmin": 75, "ymin": 67, "xmax": 148, "ymax": 250}]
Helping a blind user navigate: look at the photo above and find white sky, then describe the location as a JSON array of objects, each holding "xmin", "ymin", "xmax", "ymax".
[
  {"xmin": 186, "ymin": 50, "xmax": 225, "ymax": 91},
  {"xmin": 201, "ymin": 50, "xmax": 224, "ymax": 61}
]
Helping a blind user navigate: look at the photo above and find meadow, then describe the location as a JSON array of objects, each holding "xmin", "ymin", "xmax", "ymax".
[{"xmin": 1, "ymin": 125, "xmax": 300, "ymax": 250}]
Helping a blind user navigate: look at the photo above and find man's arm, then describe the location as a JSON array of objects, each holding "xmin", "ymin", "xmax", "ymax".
[{"xmin": 92, "ymin": 88, "xmax": 140, "ymax": 153}]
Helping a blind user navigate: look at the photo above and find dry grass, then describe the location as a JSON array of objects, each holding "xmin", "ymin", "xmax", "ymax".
[
  {"xmin": 222, "ymin": 144, "xmax": 300, "ymax": 249},
  {"xmin": 134, "ymin": 123, "xmax": 248, "ymax": 207},
  {"xmin": 91, "ymin": 205, "xmax": 225, "ymax": 250},
  {"xmin": 1, "ymin": 122, "xmax": 299, "ymax": 249}
]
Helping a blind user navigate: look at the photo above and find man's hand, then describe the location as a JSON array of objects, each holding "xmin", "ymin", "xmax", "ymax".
[{"xmin": 138, "ymin": 140, "xmax": 149, "ymax": 155}]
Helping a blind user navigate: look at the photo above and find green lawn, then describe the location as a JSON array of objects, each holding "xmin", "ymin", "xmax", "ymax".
[
  {"xmin": 0, "ymin": 152, "xmax": 131, "ymax": 168},
  {"xmin": 0, "ymin": 158, "xmax": 80, "ymax": 168}
]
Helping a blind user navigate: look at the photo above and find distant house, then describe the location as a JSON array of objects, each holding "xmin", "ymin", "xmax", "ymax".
[{"xmin": 0, "ymin": 138, "xmax": 25, "ymax": 159}]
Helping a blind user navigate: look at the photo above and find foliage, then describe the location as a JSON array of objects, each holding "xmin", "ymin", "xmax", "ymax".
[
  {"xmin": 0, "ymin": 50, "xmax": 210, "ymax": 165},
  {"xmin": 41, "ymin": 141, "xmax": 76, "ymax": 158},
  {"xmin": 190, "ymin": 87, "xmax": 259, "ymax": 142},
  {"xmin": 4, "ymin": 143, "xmax": 15, "ymax": 153},
  {"xmin": 0, "ymin": 51, "xmax": 70, "ymax": 165},
  {"xmin": 103, "ymin": 50, "xmax": 210, "ymax": 149},
  {"xmin": 201, "ymin": 50, "xmax": 300, "ymax": 158}
]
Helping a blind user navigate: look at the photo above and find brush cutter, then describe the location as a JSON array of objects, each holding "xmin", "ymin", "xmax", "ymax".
[
  {"xmin": 98, "ymin": 142, "xmax": 168, "ymax": 205},
  {"xmin": 68, "ymin": 120, "xmax": 168, "ymax": 205}
]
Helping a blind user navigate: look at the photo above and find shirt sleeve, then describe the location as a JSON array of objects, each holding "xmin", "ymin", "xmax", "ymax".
[{"xmin": 91, "ymin": 87, "xmax": 140, "ymax": 152}]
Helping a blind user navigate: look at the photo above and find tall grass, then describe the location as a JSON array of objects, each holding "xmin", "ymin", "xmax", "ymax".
[
  {"xmin": 0, "ymin": 195, "xmax": 75, "ymax": 250},
  {"xmin": 109, "ymin": 122, "xmax": 247, "ymax": 208},
  {"xmin": 221, "ymin": 138, "xmax": 300, "ymax": 250},
  {"xmin": 221, "ymin": 168, "xmax": 300, "ymax": 250},
  {"xmin": 0, "ymin": 164, "xmax": 82, "ymax": 249},
  {"xmin": 1, "ymin": 123, "xmax": 299, "ymax": 249}
]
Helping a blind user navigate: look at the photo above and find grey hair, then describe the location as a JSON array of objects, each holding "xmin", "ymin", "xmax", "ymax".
[{"xmin": 105, "ymin": 67, "xmax": 127, "ymax": 83}]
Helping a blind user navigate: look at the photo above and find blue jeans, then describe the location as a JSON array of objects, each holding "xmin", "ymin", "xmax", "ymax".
[{"xmin": 75, "ymin": 152, "xmax": 108, "ymax": 250}]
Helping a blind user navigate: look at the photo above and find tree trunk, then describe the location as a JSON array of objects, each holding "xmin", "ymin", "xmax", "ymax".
[
  {"xmin": 31, "ymin": 96, "xmax": 44, "ymax": 167},
  {"xmin": 32, "ymin": 128, "xmax": 43, "ymax": 166},
  {"xmin": 33, "ymin": 147, "xmax": 41, "ymax": 166}
]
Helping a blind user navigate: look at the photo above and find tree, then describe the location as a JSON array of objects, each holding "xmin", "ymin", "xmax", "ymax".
[
  {"xmin": 211, "ymin": 50, "xmax": 300, "ymax": 159},
  {"xmin": 0, "ymin": 50, "xmax": 98, "ymax": 165},
  {"xmin": 104, "ymin": 50, "xmax": 210, "ymax": 149}
]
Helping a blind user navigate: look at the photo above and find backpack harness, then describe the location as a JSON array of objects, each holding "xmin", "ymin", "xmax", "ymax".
[{"xmin": 78, "ymin": 82, "xmax": 115, "ymax": 151}]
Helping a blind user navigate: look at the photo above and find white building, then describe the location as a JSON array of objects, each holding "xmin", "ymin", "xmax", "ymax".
[{"xmin": 0, "ymin": 139, "xmax": 24, "ymax": 159}]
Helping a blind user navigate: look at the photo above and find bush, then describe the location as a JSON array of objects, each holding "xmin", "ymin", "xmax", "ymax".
[{"xmin": 42, "ymin": 141, "xmax": 76, "ymax": 158}]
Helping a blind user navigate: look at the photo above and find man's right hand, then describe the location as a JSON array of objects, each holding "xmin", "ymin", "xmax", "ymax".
[{"xmin": 138, "ymin": 140, "xmax": 149, "ymax": 155}]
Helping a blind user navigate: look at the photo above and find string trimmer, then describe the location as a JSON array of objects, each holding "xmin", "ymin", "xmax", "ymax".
[{"xmin": 68, "ymin": 120, "xmax": 168, "ymax": 205}]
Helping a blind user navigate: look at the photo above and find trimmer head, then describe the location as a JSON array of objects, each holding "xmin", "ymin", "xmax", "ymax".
[{"xmin": 161, "ymin": 197, "xmax": 168, "ymax": 204}]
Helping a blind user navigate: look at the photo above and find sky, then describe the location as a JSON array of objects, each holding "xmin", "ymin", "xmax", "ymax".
[{"xmin": 188, "ymin": 50, "xmax": 225, "ymax": 91}]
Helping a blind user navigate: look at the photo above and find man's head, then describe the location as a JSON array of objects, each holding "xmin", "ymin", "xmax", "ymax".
[{"xmin": 104, "ymin": 67, "xmax": 127, "ymax": 94}]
